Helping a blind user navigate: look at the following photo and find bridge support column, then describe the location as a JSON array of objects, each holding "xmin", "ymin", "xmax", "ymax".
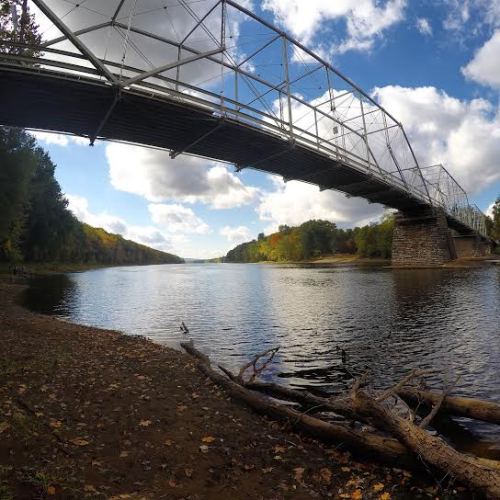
[
  {"xmin": 453, "ymin": 235, "xmax": 491, "ymax": 258},
  {"xmin": 391, "ymin": 208, "xmax": 456, "ymax": 267}
]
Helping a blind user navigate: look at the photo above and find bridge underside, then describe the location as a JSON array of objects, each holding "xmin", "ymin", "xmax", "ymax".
[
  {"xmin": 0, "ymin": 69, "xmax": 490, "ymax": 266},
  {"xmin": 1, "ymin": 68, "xmax": 429, "ymax": 213}
]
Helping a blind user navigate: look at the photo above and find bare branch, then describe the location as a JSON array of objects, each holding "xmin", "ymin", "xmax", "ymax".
[
  {"xmin": 376, "ymin": 369, "xmax": 429, "ymax": 403},
  {"xmin": 237, "ymin": 347, "xmax": 280, "ymax": 384},
  {"xmin": 420, "ymin": 375, "xmax": 461, "ymax": 429}
]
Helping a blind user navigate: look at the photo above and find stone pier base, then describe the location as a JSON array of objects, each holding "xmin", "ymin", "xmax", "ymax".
[
  {"xmin": 453, "ymin": 235, "xmax": 491, "ymax": 258},
  {"xmin": 391, "ymin": 208, "xmax": 455, "ymax": 267}
]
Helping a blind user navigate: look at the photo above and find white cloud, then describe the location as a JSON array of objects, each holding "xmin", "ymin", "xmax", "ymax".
[
  {"xmin": 105, "ymin": 142, "xmax": 258, "ymax": 209},
  {"xmin": 486, "ymin": 202, "xmax": 495, "ymax": 218},
  {"xmin": 257, "ymin": 177, "xmax": 383, "ymax": 233},
  {"xmin": 31, "ymin": 130, "xmax": 88, "ymax": 147},
  {"xmin": 148, "ymin": 203, "xmax": 210, "ymax": 234},
  {"xmin": 262, "ymin": 0, "xmax": 406, "ymax": 54},
  {"xmin": 220, "ymin": 225, "xmax": 252, "ymax": 244},
  {"xmin": 416, "ymin": 18, "xmax": 432, "ymax": 36},
  {"xmin": 462, "ymin": 30, "xmax": 500, "ymax": 89},
  {"xmin": 372, "ymin": 85, "xmax": 500, "ymax": 192},
  {"xmin": 443, "ymin": 0, "xmax": 500, "ymax": 33}
]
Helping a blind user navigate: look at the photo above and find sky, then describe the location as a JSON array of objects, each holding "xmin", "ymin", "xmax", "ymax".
[{"xmin": 28, "ymin": 0, "xmax": 500, "ymax": 259}]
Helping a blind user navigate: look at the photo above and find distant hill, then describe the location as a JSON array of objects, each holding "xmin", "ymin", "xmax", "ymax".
[
  {"xmin": 79, "ymin": 224, "xmax": 184, "ymax": 265},
  {"xmin": 0, "ymin": 127, "xmax": 183, "ymax": 266}
]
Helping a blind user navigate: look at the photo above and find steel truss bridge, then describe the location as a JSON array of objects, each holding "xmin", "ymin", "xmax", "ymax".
[{"xmin": 0, "ymin": 0, "xmax": 489, "ymax": 238}]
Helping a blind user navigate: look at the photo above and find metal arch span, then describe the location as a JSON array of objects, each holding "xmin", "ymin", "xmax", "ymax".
[{"xmin": 0, "ymin": 0, "xmax": 489, "ymax": 239}]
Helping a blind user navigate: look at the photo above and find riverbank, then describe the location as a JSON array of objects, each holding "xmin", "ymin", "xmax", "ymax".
[{"xmin": 0, "ymin": 282, "xmax": 469, "ymax": 499}]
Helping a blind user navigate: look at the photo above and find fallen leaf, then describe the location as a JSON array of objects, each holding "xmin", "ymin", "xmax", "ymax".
[
  {"xmin": 373, "ymin": 483, "xmax": 385, "ymax": 493},
  {"xmin": 176, "ymin": 404, "xmax": 188, "ymax": 413},
  {"xmin": 69, "ymin": 437, "xmax": 90, "ymax": 446},
  {"xmin": 46, "ymin": 485, "xmax": 56, "ymax": 496},
  {"xmin": 0, "ymin": 422, "xmax": 10, "ymax": 434},
  {"xmin": 84, "ymin": 485, "xmax": 97, "ymax": 493},
  {"xmin": 379, "ymin": 493, "xmax": 391, "ymax": 500},
  {"xmin": 49, "ymin": 419, "xmax": 62, "ymax": 429},
  {"xmin": 273, "ymin": 445, "xmax": 286, "ymax": 453},
  {"xmin": 185, "ymin": 468, "xmax": 193, "ymax": 478},
  {"xmin": 199, "ymin": 445, "xmax": 209, "ymax": 453},
  {"xmin": 201, "ymin": 436, "xmax": 216, "ymax": 443},
  {"xmin": 168, "ymin": 480, "xmax": 178, "ymax": 488},
  {"xmin": 120, "ymin": 450, "xmax": 129, "ymax": 458},
  {"xmin": 320, "ymin": 468, "xmax": 332, "ymax": 484},
  {"xmin": 351, "ymin": 490, "xmax": 363, "ymax": 500},
  {"xmin": 139, "ymin": 420, "xmax": 152, "ymax": 427},
  {"xmin": 293, "ymin": 467, "xmax": 305, "ymax": 482},
  {"xmin": 164, "ymin": 439, "xmax": 174, "ymax": 446}
]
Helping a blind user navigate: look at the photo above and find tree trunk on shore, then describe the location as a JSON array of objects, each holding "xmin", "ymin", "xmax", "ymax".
[
  {"xmin": 351, "ymin": 389, "xmax": 500, "ymax": 498},
  {"xmin": 181, "ymin": 342, "xmax": 500, "ymax": 498},
  {"xmin": 181, "ymin": 341, "xmax": 414, "ymax": 466}
]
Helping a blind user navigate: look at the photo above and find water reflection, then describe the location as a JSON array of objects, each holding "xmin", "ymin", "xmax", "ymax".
[{"xmin": 23, "ymin": 263, "xmax": 500, "ymax": 443}]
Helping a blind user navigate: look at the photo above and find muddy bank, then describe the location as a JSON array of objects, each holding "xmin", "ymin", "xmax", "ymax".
[{"xmin": 0, "ymin": 282, "xmax": 469, "ymax": 499}]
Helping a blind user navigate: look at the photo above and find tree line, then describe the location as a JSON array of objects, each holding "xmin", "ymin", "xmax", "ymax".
[
  {"xmin": 0, "ymin": 127, "xmax": 183, "ymax": 266},
  {"xmin": 225, "ymin": 205, "xmax": 500, "ymax": 263},
  {"xmin": 224, "ymin": 216, "xmax": 395, "ymax": 263}
]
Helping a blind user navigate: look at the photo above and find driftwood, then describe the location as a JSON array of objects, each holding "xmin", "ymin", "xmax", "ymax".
[
  {"xmin": 181, "ymin": 341, "xmax": 414, "ymax": 466},
  {"xmin": 351, "ymin": 388, "xmax": 500, "ymax": 498},
  {"xmin": 182, "ymin": 341, "xmax": 500, "ymax": 498},
  {"xmin": 399, "ymin": 387, "xmax": 500, "ymax": 425}
]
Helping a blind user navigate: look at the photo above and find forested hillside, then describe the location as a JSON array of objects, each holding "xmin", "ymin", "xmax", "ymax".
[
  {"xmin": 224, "ymin": 217, "xmax": 395, "ymax": 263},
  {"xmin": 0, "ymin": 127, "xmax": 183, "ymax": 266}
]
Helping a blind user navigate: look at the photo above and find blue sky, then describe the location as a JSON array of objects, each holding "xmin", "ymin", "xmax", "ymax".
[{"xmin": 30, "ymin": 0, "xmax": 500, "ymax": 258}]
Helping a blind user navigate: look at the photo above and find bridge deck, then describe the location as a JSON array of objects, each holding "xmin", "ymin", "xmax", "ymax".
[{"xmin": 0, "ymin": 68, "xmax": 475, "ymax": 234}]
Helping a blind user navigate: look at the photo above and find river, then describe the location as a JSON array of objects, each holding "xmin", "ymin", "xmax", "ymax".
[{"xmin": 23, "ymin": 262, "xmax": 500, "ymax": 447}]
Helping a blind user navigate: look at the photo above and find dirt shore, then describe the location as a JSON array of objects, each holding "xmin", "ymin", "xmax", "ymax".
[{"xmin": 0, "ymin": 281, "xmax": 469, "ymax": 499}]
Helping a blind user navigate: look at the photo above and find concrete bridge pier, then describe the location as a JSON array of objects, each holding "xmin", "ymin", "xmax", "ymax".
[{"xmin": 391, "ymin": 208, "xmax": 456, "ymax": 267}]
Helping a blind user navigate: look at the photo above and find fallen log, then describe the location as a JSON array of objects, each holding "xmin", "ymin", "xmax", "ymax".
[
  {"xmin": 183, "ymin": 342, "xmax": 500, "ymax": 497},
  {"xmin": 244, "ymin": 380, "xmax": 369, "ymax": 424},
  {"xmin": 351, "ymin": 388, "xmax": 500, "ymax": 499},
  {"xmin": 399, "ymin": 388, "xmax": 500, "ymax": 425},
  {"xmin": 181, "ymin": 341, "xmax": 415, "ymax": 467}
]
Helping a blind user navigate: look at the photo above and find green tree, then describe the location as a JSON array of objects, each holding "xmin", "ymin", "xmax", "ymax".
[
  {"xmin": 0, "ymin": 0, "xmax": 42, "ymax": 56},
  {"xmin": 489, "ymin": 198, "xmax": 500, "ymax": 241},
  {"xmin": 0, "ymin": 128, "xmax": 37, "ymax": 261},
  {"xmin": 0, "ymin": 126, "xmax": 184, "ymax": 266}
]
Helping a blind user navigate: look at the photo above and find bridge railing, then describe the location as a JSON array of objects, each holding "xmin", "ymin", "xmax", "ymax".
[{"xmin": 0, "ymin": 0, "xmax": 490, "ymax": 239}]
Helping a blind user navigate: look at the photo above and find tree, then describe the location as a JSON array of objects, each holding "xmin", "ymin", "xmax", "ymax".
[
  {"xmin": 488, "ymin": 198, "xmax": 500, "ymax": 241},
  {"xmin": 0, "ymin": 0, "xmax": 42, "ymax": 56},
  {"xmin": 0, "ymin": 128, "xmax": 37, "ymax": 261},
  {"xmin": 0, "ymin": 126, "xmax": 184, "ymax": 265}
]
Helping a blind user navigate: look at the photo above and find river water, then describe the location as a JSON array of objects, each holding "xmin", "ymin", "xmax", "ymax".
[{"xmin": 23, "ymin": 263, "xmax": 500, "ymax": 447}]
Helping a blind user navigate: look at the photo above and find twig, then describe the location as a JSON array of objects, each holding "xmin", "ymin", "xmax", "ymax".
[
  {"xmin": 376, "ymin": 369, "xmax": 429, "ymax": 403},
  {"xmin": 218, "ymin": 365, "xmax": 236, "ymax": 381},
  {"xmin": 420, "ymin": 375, "xmax": 461, "ymax": 429},
  {"xmin": 237, "ymin": 347, "xmax": 280, "ymax": 384},
  {"xmin": 351, "ymin": 372, "xmax": 369, "ymax": 395}
]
